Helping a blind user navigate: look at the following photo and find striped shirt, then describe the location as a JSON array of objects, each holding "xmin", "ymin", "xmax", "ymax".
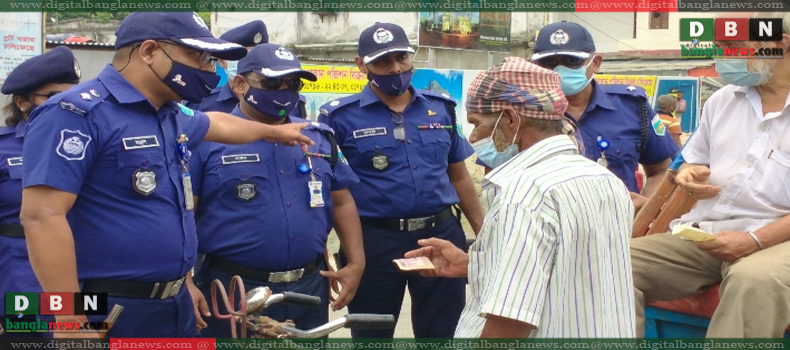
[{"xmin": 455, "ymin": 135, "xmax": 636, "ymax": 338}]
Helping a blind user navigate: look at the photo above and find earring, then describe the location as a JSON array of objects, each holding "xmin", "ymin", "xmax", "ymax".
[{"xmin": 20, "ymin": 107, "xmax": 25, "ymax": 112}]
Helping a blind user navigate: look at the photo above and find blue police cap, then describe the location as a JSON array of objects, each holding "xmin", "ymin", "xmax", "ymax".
[
  {"xmin": 357, "ymin": 23, "xmax": 414, "ymax": 64},
  {"xmin": 115, "ymin": 12, "xmax": 247, "ymax": 61},
  {"xmin": 1, "ymin": 46, "xmax": 80, "ymax": 96},
  {"xmin": 237, "ymin": 44, "xmax": 317, "ymax": 81},
  {"xmin": 532, "ymin": 21, "xmax": 596, "ymax": 62},
  {"xmin": 219, "ymin": 20, "xmax": 268, "ymax": 48}
]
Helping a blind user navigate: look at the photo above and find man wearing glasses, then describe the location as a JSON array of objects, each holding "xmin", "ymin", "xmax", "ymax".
[
  {"xmin": 20, "ymin": 12, "xmax": 313, "ymax": 338},
  {"xmin": 188, "ymin": 43, "xmax": 365, "ymax": 338}
]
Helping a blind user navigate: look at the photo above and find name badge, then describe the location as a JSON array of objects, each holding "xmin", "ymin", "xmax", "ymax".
[
  {"xmin": 7, "ymin": 157, "xmax": 22, "ymax": 166},
  {"xmin": 309, "ymin": 181, "xmax": 325, "ymax": 208},
  {"xmin": 353, "ymin": 127, "xmax": 388, "ymax": 139},
  {"xmin": 222, "ymin": 154, "xmax": 260, "ymax": 164},
  {"xmin": 122, "ymin": 136, "xmax": 160, "ymax": 150}
]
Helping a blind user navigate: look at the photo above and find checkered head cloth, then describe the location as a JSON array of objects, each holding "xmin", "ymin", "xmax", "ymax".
[{"xmin": 466, "ymin": 57, "xmax": 568, "ymax": 120}]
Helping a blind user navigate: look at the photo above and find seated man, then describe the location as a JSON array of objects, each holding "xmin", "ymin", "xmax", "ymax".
[
  {"xmin": 631, "ymin": 11, "xmax": 790, "ymax": 338},
  {"xmin": 406, "ymin": 57, "xmax": 635, "ymax": 338}
]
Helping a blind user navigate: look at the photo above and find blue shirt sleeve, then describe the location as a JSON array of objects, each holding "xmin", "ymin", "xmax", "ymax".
[
  {"xmin": 639, "ymin": 102, "xmax": 680, "ymax": 166},
  {"xmin": 188, "ymin": 143, "xmax": 208, "ymax": 197},
  {"xmin": 177, "ymin": 110, "xmax": 211, "ymax": 149},
  {"xmin": 23, "ymin": 104, "xmax": 98, "ymax": 194}
]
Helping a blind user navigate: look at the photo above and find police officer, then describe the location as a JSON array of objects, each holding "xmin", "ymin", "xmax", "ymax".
[
  {"xmin": 0, "ymin": 46, "xmax": 80, "ymax": 338},
  {"xmin": 20, "ymin": 12, "xmax": 312, "ymax": 338},
  {"xmin": 189, "ymin": 43, "xmax": 365, "ymax": 337},
  {"xmin": 478, "ymin": 21, "xmax": 678, "ymax": 205},
  {"xmin": 318, "ymin": 23, "xmax": 484, "ymax": 338},
  {"xmin": 187, "ymin": 20, "xmax": 268, "ymax": 113}
]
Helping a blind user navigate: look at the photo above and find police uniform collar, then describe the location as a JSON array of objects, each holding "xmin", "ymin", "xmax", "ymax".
[
  {"xmin": 97, "ymin": 65, "xmax": 148, "ymax": 105},
  {"xmin": 358, "ymin": 84, "xmax": 426, "ymax": 108},
  {"xmin": 587, "ymin": 80, "xmax": 615, "ymax": 112},
  {"xmin": 15, "ymin": 118, "xmax": 27, "ymax": 138},
  {"xmin": 216, "ymin": 84, "xmax": 236, "ymax": 102}
]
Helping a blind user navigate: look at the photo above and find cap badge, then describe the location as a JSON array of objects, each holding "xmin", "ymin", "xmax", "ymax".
[
  {"xmin": 80, "ymin": 93, "xmax": 92, "ymax": 100},
  {"xmin": 373, "ymin": 28, "xmax": 394, "ymax": 44},
  {"xmin": 254, "ymin": 33, "xmax": 263, "ymax": 44},
  {"xmin": 193, "ymin": 12, "xmax": 209, "ymax": 31},
  {"xmin": 549, "ymin": 29, "xmax": 569, "ymax": 46},
  {"xmin": 172, "ymin": 74, "xmax": 186, "ymax": 86},
  {"xmin": 73, "ymin": 60, "xmax": 81, "ymax": 79},
  {"xmin": 275, "ymin": 47, "xmax": 294, "ymax": 60}
]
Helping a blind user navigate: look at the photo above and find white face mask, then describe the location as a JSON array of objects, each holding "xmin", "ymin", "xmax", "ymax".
[{"xmin": 471, "ymin": 111, "xmax": 521, "ymax": 169}]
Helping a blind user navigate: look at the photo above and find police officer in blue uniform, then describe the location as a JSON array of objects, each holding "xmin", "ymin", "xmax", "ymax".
[
  {"xmin": 190, "ymin": 43, "xmax": 365, "ymax": 337},
  {"xmin": 187, "ymin": 20, "xmax": 268, "ymax": 114},
  {"xmin": 20, "ymin": 12, "xmax": 313, "ymax": 338},
  {"xmin": 479, "ymin": 21, "xmax": 678, "ymax": 205},
  {"xmin": 0, "ymin": 46, "xmax": 80, "ymax": 338},
  {"xmin": 318, "ymin": 23, "xmax": 484, "ymax": 338}
]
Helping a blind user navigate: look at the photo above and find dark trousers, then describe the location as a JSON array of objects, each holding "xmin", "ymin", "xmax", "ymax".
[
  {"xmin": 84, "ymin": 286, "xmax": 198, "ymax": 338},
  {"xmin": 341, "ymin": 216, "xmax": 466, "ymax": 338},
  {"xmin": 195, "ymin": 262, "xmax": 329, "ymax": 338},
  {"xmin": 0, "ymin": 236, "xmax": 46, "ymax": 338}
]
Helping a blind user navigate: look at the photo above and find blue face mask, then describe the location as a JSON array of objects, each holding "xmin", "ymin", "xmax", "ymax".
[
  {"xmin": 714, "ymin": 59, "xmax": 769, "ymax": 87},
  {"xmin": 215, "ymin": 61, "xmax": 228, "ymax": 88},
  {"xmin": 244, "ymin": 86, "xmax": 300, "ymax": 119},
  {"xmin": 554, "ymin": 59, "xmax": 594, "ymax": 96},
  {"xmin": 472, "ymin": 111, "xmax": 521, "ymax": 169}
]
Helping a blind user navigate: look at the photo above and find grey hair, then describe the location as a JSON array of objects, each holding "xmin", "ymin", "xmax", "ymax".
[
  {"xmin": 656, "ymin": 95, "xmax": 677, "ymax": 111},
  {"xmin": 753, "ymin": 12, "xmax": 790, "ymax": 35}
]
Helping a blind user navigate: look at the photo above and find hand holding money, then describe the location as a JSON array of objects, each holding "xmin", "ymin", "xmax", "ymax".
[{"xmin": 403, "ymin": 238, "xmax": 469, "ymax": 278}]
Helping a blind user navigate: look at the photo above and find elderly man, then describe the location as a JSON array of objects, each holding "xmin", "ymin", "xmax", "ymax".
[
  {"xmin": 405, "ymin": 57, "xmax": 635, "ymax": 338},
  {"xmin": 632, "ymin": 12, "xmax": 790, "ymax": 338}
]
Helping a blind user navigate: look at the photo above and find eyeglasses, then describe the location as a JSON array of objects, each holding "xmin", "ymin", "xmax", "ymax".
[
  {"xmin": 535, "ymin": 56, "xmax": 589, "ymax": 70},
  {"xmin": 158, "ymin": 41, "xmax": 214, "ymax": 65},
  {"xmin": 31, "ymin": 91, "xmax": 63, "ymax": 99},
  {"xmin": 244, "ymin": 75, "xmax": 304, "ymax": 92}
]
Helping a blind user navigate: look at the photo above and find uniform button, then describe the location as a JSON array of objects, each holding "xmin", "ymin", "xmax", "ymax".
[
  {"xmin": 141, "ymin": 159, "xmax": 149, "ymax": 166},
  {"xmin": 419, "ymin": 190, "xmax": 424, "ymax": 194},
  {"xmin": 407, "ymin": 140, "xmax": 412, "ymax": 144},
  {"xmin": 286, "ymin": 202, "xmax": 292, "ymax": 207},
  {"xmin": 280, "ymin": 169, "xmax": 285, "ymax": 175},
  {"xmin": 375, "ymin": 145, "xmax": 380, "ymax": 150},
  {"xmin": 413, "ymin": 165, "xmax": 418, "ymax": 169},
  {"xmin": 241, "ymin": 173, "xmax": 247, "ymax": 178}
]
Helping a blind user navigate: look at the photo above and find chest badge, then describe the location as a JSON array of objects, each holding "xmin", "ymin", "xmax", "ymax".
[
  {"xmin": 236, "ymin": 181, "xmax": 258, "ymax": 201},
  {"xmin": 133, "ymin": 169, "xmax": 157, "ymax": 195},
  {"xmin": 371, "ymin": 152, "xmax": 389, "ymax": 171}
]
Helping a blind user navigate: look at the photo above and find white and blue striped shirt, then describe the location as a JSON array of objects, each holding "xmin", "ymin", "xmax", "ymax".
[{"xmin": 455, "ymin": 135, "xmax": 636, "ymax": 338}]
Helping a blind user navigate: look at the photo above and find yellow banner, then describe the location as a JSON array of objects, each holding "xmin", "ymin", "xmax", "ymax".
[
  {"xmin": 596, "ymin": 75, "xmax": 658, "ymax": 99},
  {"xmin": 301, "ymin": 65, "xmax": 368, "ymax": 93}
]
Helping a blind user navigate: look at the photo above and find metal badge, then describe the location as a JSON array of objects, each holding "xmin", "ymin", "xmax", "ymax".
[
  {"xmin": 309, "ymin": 181, "xmax": 325, "ymax": 208},
  {"xmin": 393, "ymin": 125, "xmax": 405, "ymax": 141},
  {"xmin": 133, "ymin": 169, "xmax": 157, "ymax": 195},
  {"xmin": 183, "ymin": 174, "xmax": 194, "ymax": 210},
  {"xmin": 597, "ymin": 151, "xmax": 609, "ymax": 167},
  {"xmin": 236, "ymin": 181, "xmax": 258, "ymax": 201},
  {"xmin": 371, "ymin": 152, "xmax": 389, "ymax": 171}
]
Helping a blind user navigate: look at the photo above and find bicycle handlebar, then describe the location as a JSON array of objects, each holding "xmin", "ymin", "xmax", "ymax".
[{"xmin": 277, "ymin": 314, "xmax": 397, "ymax": 338}]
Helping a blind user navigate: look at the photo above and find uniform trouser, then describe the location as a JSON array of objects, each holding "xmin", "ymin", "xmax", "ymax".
[
  {"xmin": 632, "ymin": 232, "xmax": 790, "ymax": 338},
  {"xmin": 0, "ymin": 236, "xmax": 46, "ymax": 339},
  {"xmin": 83, "ymin": 285, "xmax": 198, "ymax": 338},
  {"xmin": 195, "ymin": 262, "xmax": 329, "ymax": 338},
  {"xmin": 340, "ymin": 216, "xmax": 466, "ymax": 339}
]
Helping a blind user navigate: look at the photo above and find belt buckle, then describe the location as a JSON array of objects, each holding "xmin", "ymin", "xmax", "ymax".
[
  {"xmin": 406, "ymin": 217, "xmax": 428, "ymax": 231},
  {"xmin": 269, "ymin": 269, "xmax": 304, "ymax": 283},
  {"xmin": 157, "ymin": 276, "xmax": 185, "ymax": 299}
]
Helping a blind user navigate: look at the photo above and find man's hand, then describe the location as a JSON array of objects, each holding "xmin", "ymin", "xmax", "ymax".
[
  {"xmin": 674, "ymin": 165, "xmax": 721, "ymax": 199},
  {"xmin": 404, "ymin": 238, "xmax": 469, "ymax": 278},
  {"xmin": 630, "ymin": 192, "xmax": 648, "ymax": 212},
  {"xmin": 319, "ymin": 263, "xmax": 364, "ymax": 311},
  {"xmin": 695, "ymin": 231, "xmax": 761, "ymax": 263},
  {"xmin": 185, "ymin": 278, "xmax": 210, "ymax": 330},
  {"xmin": 262, "ymin": 122, "xmax": 314, "ymax": 151}
]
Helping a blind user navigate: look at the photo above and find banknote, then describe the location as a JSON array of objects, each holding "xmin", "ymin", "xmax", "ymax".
[
  {"xmin": 393, "ymin": 256, "xmax": 435, "ymax": 271},
  {"xmin": 672, "ymin": 225, "xmax": 716, "ymax": 242}
]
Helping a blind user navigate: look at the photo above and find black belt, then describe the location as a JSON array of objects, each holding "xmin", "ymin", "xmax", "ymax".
[
  {"xmin": 359, "ymin": 206, "xmax": 455, "ymax": 232},
  {"xmin": 206, "ymin": 255, "xmax": 323, "ymax": 283},
  {"xmin": 0, "ymin": 224, "xmax": 24, "ymax": 238},
  {"xmin": 81, "ymin": 275, "xmax": 187, "ymax": 299}
]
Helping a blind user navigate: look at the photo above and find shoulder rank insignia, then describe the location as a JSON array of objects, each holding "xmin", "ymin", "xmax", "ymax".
[
  {"xmin": 427, "ymin": 110, "xmax": 437, "ymax": 116},
  {"xmin": 627, "ymin": 85, "xmax": 636, "ymax": 91},
  {"xmin": 59, "ymin": 101, "xmax": 86, "ymax": 116},
  {"xmin": 177, "ymin": 103, "xmax": 195, "ymax": 116}
]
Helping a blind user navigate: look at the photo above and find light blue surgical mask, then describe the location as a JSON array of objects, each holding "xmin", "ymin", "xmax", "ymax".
[
  {"xmin": 472, "ymin": 111, "xmax": 521, "ymax": 169},
  {"xmin": 554, "ymin": 59, "xmax": 594, "ymax": 96},
  {"xmin": 714, "ymin": 59, "xmax": 769, "ymax": 87},
  {"xmin": 225, "ymin": 60, "xmax": 239, "ymax": 77}
]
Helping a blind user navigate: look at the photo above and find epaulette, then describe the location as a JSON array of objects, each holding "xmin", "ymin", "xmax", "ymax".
[
  {"xmin": 56, "ymin": 83, "xmax": 109, "ymax": 117},
  {"xmin": 296, "ymin": 118, "xmax": 341, "ymax": 168},
  {"xmin": 319, "ymin": 94, "xmax": 361, "ymax": 117},
  {"xmin": 0, "ymin": 126, "xmax": 15, "ymax": 136},
  {"xmin": 601, "ymin": 84, "xmax": 648, "ymax": 100},
  {"xmin": 420, "ymin": 89, "xmax": 458, "ymax": 106}
]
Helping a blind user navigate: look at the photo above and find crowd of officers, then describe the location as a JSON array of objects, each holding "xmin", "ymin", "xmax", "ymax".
[{"xmin": 0, "ymin": 13, "xmax": 678, "ymax": 338}]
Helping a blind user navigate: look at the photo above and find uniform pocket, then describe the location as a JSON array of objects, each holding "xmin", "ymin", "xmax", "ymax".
[
  {"xmin": 115, "ymin": 150, "xmax": 167, "ymax": 196},
  {"xmin": 350, "ymin": 135, "xmax": 401, "ymax": 171},
  {"xmin": 755, "ymin": 149, "xmax": 790, "ymax": 209},
  {"xmin": 418, "ymin": 129, "xmax": 451, "ymax": 166},
  {"xmin": 215, "ymin": 162, "xmax": 270, "ymax": 209}
]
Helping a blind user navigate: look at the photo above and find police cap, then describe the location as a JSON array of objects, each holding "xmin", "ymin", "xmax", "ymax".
[
  {"xmin": 532, "ymin": 21, "xmax": 596, "ymax": 62},
  {"xmin": 238, "ymin": 44, "xmax": 317, "ymax": 81},
  {"xmin": 357, "ymin": 22, "xmax": 414, "ymax": 64},
  {"xmin": 219, "ymin": 20, "xmax": 268, "ymax": 48},
  {"xmin": 1, "ymin": 46, "xmax": 81, "ymax": 96}
]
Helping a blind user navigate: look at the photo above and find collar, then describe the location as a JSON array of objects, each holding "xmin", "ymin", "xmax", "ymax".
[
  {"xmin": 97, "ymin": 65, "xmax": 148, "ymax": 105},
  {"xmin": 15, "ymin": 118, "xmax": 26, "ymax": 138},
  {"xmin": 216, "ymin": 84, "xmax": 236, "ymax": 102},
  {"xmin": 484, "ymin": 135, "xmax": 579, "ymax": 187},
  {"xmin": 358, "ymin": 84, "xmax": 427, "ymax": 108},
  {"xmin": 586, "ymin": 80, "xmax": 616, "ymax": 112}
]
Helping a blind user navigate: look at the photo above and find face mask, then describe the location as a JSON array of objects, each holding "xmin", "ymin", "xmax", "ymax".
[
  {"xmin": 243, "ymin": 86, "xmax": 300, "ymax": 119},
  {"xmin": 715, "ymin": 59, "xmax": 770, "ymax": 87},
  {"xmin": 554, "ymin": 59, "xmax": 594, "ymax": 96},
  {"xmin": 225, "ymin": 60, "xmax": 238, "ymax": 77},
  {"xmin": 368, "ymin": 68, "xmax": 413, "ymax": 96},
  {"xmin": 215, "ymin": 61, "xmax": 228, "ymax": 88},
  {"xmin": 472, "ymin": 111, "xmax": 521, "ymax": 169},
  {"xmin": 152, "ymin": 51, "xmax": 220, "ymax": 104}
]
